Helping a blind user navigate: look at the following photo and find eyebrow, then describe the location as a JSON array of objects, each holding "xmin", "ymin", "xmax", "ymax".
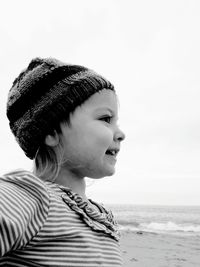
[{"xmin": 94, "ymin": 107, "xmax": 114, "ymax": 114}]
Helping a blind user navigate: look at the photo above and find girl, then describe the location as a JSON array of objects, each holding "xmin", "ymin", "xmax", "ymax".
[{"xmin": 0, "ymin": 57, "xmax": 125, "ymax": 266}]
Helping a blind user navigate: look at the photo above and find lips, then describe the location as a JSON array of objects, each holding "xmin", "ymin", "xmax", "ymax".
[{"xmin": 105, "ymin": 148, "xmax": 119, "ymax": 157}]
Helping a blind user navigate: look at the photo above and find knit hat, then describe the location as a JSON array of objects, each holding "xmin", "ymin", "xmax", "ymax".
[{"xmin": 7, "ymin": 57, "xmax": 114, "ymax": 159}]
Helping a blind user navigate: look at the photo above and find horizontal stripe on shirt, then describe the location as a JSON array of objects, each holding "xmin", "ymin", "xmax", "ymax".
[{"xmin": 0, "ymin": 170, "xmax": 122, "ymax": 266}]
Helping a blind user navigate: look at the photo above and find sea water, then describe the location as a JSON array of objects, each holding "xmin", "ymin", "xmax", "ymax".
[{"xmin": 107, "ymin": 204, "xmax": 200, "ymax": 236}]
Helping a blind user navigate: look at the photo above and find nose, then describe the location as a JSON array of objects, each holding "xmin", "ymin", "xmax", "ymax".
[{"xmin": 114, "ymin": 127, "xmax": 125, "ymax": 142}]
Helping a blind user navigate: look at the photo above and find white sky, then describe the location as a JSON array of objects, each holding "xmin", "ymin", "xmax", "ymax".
[{"xmin": 0, "ymin": 0, "xmax": 199, "ymax": 205}]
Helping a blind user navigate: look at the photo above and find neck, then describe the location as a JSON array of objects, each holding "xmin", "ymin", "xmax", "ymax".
[{"xmin": 55, "ymin": 167, "xmax": 87, "ymax": 201}]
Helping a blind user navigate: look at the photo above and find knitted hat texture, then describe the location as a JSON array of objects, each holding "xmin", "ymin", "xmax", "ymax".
[{"xmin": 7, "ymin": 57, "xmax": 114, "ymax": 159}]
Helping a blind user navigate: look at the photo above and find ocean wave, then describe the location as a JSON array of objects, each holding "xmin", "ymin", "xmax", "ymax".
[
  {"xmin": 119, "ymin": 221, "xmax": 200, "ymax": 235},
  {"xmin": 141, "ymin": 221, "xmax": 200, "ymax": 232},
  {"xmin": 111, "ymin": 204, "xmax": 200, "ymax": 236}
]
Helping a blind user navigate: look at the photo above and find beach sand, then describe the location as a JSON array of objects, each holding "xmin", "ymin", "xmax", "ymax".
[{"xmin": 120, "ymin": 231, "xmax": 200, "ymax": 267}]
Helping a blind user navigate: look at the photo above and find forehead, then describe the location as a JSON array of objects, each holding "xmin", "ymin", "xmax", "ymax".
[
  {"xmin": 65, "ymin": 89, "xmax": 118, "ymax": 126},
  {"xmin": 81, "ymin": 89, "xmax": 118, "ymax": 112}
]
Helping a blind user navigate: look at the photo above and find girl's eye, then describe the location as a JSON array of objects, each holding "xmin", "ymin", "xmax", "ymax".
[{"xmin": 99, "ymin": 116, "xmax": 112, "ymax": 124}]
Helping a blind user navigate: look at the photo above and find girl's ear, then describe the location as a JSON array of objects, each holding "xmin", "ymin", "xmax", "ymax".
[{"xmin": 45, "ymin": 131, "xmax": 60, "ymax": 147}]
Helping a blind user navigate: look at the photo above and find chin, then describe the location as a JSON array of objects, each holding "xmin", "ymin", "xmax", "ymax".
[
  {"xmin": 105, "ymin": 167, "xmax": 115, "ymax": 176},
  {"xmin": 88, "ymin": 168, "xmax": 115, "ymax": 179},
  {"xmin": 101, "ymin": 168, "xmax": 116, "ymax": 178}
]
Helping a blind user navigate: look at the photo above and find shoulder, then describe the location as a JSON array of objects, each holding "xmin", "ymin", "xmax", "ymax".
[
  {"xmin": 0, "ymin": 169, "xmax": 50, "ymax": 222},
  {"xmin": 0, "ymin": 169, "xmax": 49, "ymax": 201},
  {"xmin": 0, "ymin": 169, "xmax": 47, "ymax": 193},
  {"xmin": 0, "ymin": 170, "xmax": 50, "ymax": 253}
]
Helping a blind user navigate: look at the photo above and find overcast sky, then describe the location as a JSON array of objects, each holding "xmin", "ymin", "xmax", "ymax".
[{"xmin": 0, "ymin": 0, "xmax": 199, "ymax": 205}]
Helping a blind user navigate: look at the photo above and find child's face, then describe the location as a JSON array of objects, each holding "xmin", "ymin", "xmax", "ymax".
[{"xmin": 59, "ymin": 89, "xmax": 125, "ymax": 179}]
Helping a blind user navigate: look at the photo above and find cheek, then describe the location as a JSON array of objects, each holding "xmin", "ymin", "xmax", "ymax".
[
  {"xmin": 90, "ymin": 126, "xmax": 113, "ymax": 150},
  {"xmin": 63, "ymin": 124, "xmax": 113, "ymax": 158}
]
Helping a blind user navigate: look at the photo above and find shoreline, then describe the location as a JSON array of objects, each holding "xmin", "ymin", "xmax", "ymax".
[{"xmin": 120, "ymin": 231, "xmax": 200, "ymax": 267}]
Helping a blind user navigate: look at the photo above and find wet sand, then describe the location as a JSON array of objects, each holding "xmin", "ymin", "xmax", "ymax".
[{"xmin": 120, "ymin": 231, "xmax": 200, "ymax": 267}]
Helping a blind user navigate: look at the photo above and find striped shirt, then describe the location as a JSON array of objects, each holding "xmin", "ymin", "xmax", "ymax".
[{"xmin": 0, "ymin": 170, "xmax": 122, "ymax": 266}]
